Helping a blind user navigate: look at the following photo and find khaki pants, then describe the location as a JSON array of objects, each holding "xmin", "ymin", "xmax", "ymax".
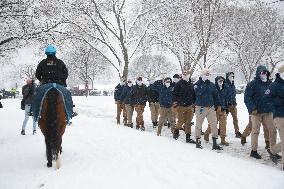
[
  {"xmin": 135, "ymin": 105, "xmax": 145, "ymax": 127},
  {"xmin": 205, "ymin": 111, "xmax": 227, "ymax": 138},
  {"xmin": 157, "ymin": 107, "xmax": 175, "ymax": 135},
  {"xmin": 270, "ymin": 118, "xmax": 284, "ymax": 164},
  {"xmin": 175, "ymin": 106, "xmax": 194, "ymax": 134},
  {"xmin": 172, "ymin": 107, "xmax": 178, "ymax": 124},
  {"xmin": 116, "ymin": 102, "xmax": 127, "ymax": 122},
  {"xmin": 125, "ymin": 104, "xmax": 134, "ymax": 124},
  {"xmin": 251, "ymin": 113, "xmax": 275, "ymax": 151},
  {"xmin": 228, "ymin": 105, "xmax": 240, "ymax": 133},
  {"xmin": 242, "ymin": 115, "xmax": 269, "ymax": 142},
  {"xmin": 150, "ymin": 102, "xmax": 160, "ymax": 122},
  {"xmin": 195, "ymin": 106, "xmax": 218, "ymax": 139}
]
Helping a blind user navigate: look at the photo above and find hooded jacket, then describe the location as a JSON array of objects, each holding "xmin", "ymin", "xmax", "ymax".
[
  {"xmin": 265, "ymin": 74, "xmax": 284, "ymax": 118},
  {"xmin": 194, "ymin": 77, "xmax": 220, "ymax": 108},
  {"xmin": 215, "ymin": 76, "xmax": 229, "ymax": 112},
  {"xmin": 244, "ymin": 65, "xmax": 272, "ymax": 114},
  {"xmin": 172, "ymin": 79, "xmax": 196, "ymax": 107},
  {"xmin": 225, "ymin": 72, "xmax": 237, "ymax": 105}
]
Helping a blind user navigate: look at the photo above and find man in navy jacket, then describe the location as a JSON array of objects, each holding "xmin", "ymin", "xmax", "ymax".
[
  {"xmin": 266, "ymin": 66, "xmax": 284, "ymax": 168},
  {"xmin": 114, "ymin": 79, "xmax": 127, "ymax": 125},
  {"xmin": 204, "ymin": 76, "xmax": 230, "ymax": 146},
  {"xmin": 152, "ymin": 78, "xmax": 175, "ymax": 136},
  {"xmin": 244, "ymin": 65, "xmax": 276, "ymax": 159},
  {"xmin": 194, "ymin": 69, "xmax": 222, "ymax": 150}
]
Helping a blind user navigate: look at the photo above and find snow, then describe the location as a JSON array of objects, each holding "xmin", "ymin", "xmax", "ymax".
[{"xmin": 0, "ymin": 95, "xmax": 284, "ymax": 189}]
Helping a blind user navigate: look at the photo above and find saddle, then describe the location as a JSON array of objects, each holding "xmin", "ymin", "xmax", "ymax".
[{"xmin": 32, "ymin": 83, "xmax": 73, "ymax": 124}]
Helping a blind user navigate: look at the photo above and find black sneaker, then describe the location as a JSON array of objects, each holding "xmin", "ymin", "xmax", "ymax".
[
  {"xmin": 235, "ymin": 132, "xmax": 242, "ymax": 138},
  {"xmin": 33, "ymin": 130, "xmax": 36, "ymax": 135},
  {"xmin": 250, "ymin": 150, "xmax": 261, "ymax": 159},
  {"xmin": 21, "ymin": 130, "xmax": 25, "ymax": 135}
]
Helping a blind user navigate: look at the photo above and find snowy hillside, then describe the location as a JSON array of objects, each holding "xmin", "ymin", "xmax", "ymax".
[{"xmin": 0, "ymin": 95, "xmax": 284, "ymax": 189}]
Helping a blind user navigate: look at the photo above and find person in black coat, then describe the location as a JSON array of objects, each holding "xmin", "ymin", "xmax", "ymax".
[
  {"xmin": 172, "ymin": 70, "xmax": 196, "ymax": 143},
  {"xmin": 131, "ymin": 77, "xmax": 148, "ymax": 131},
  {"xmin": 225, "ymin": 72, "xmax": 242, "ymax": 138},
  {"xmin": 21, "ymin": 79, "xmax": 37, "ymax": 135},
  {"xmin": 148, "ymin": 79, "xmax": 160, "ymax": 128},
  {"xmin": 35, "ymin": 45, "xmax": 68, "ymax": 87}
]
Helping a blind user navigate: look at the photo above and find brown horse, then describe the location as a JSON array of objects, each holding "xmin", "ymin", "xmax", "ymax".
[{"xmin": 39, "ymin": 88, "xmax": 67, "ymax": 169}]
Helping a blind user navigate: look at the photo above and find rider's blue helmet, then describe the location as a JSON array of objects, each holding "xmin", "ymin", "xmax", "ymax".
[{"xmin": 45, "ymin": 45, "xmax": 56, "ymax": 55}]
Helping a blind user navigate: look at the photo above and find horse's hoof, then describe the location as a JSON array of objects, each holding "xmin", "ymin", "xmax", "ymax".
[
  {"xmin": 47, "ymin": 161, "xmax": 52, "ymax": 167},
  {"xmin": 56, "ymin": 154, "xmax": 61, "ymax": 169}
]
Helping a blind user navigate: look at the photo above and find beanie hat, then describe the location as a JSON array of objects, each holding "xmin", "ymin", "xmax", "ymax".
[{"xmin": 173, "ymin": 74, "xmax": 180, "ymax": 78}]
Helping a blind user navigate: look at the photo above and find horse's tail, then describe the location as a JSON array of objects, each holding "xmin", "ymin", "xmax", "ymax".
[{"xmin": 46, "ymin": 88, "xmax": 61, "ymax": 161}]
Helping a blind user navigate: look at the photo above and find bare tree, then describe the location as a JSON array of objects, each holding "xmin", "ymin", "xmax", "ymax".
[
  {"xmin": 148, "ymin": 0, "xmax": 223, "ymax": 76},
  {"xmin": 60, "ymin": 0, "xmax": 165, "ymax": 80},
  {"xmin": 64, "ymin": 42, "xmax": 110, "ymax": 96},
  {"xmin": 222, "ymin": 1, "xmax": 284, "ymax": 82},
  {"xmin": 129, "ymin": 54, "xmax": 177, "ymax": 80}
]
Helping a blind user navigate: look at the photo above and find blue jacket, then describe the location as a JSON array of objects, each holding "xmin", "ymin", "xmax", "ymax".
[
  {"xmin": 131, "ymin": 84, "xmax": 148, "ymax": 105},
  {"xmin": 225, "ymin": 72, "xmax": 237, "ymax": 105},
  {"xmin": 194, "ymin": 78, "xmax": 220, "ymax": 108},
  {"xmin": 215, "ymin": 76, "xmax": 229, "ymax": 112},
  {"xmin": 244, "ymin": 65, "xmax": 272, "ymax": 114},
  {"xmin": 114, "ymin": 84, "xmax": 124, "ymax": 101},
  {"xmin": 120, "ymin": 85, "xmax": 133, "ymax": 105},
  {"xmin": 152, "ymin": 80, "xmax": 174, "ymax": 108},
  {"xmin": 147, "ymin": 84, "xmax": 159, "ymax": 103},
  {"xmin": 172, "ymin": 79, "xmax": 196, "ymax": 107},
  {"xmin": 265, "ymin": 74, "xmax": 284, "ymax": 118}
]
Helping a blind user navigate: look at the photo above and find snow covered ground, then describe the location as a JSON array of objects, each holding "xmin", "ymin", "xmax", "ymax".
[{"xmin": 0, "ymin": 95, "xmax": 284, "ymax": 189}]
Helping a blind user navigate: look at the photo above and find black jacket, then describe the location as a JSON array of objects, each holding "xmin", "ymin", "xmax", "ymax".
[
  {"xmin": 173, "ymin": 79, "xmax": 196, "ymax": 107},
  {"xmin": 131, "ymin": 84, "xmax": 148, "ymax": 105},
  {"xmin": 35, "ymin": 55, "xmax": 68, "ymax": 86},
  {"xmin": 147, "ymin": 84, "xmax": 159, "ymax": 103}
]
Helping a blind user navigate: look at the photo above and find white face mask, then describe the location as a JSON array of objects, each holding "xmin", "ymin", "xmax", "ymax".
[
  {"xmin": 127, "ymin": 83, "xmax": 132, "ymax": 87},
  {"xmin": 260, "ymin": 74, "xmax": 267, "ymax": 82},
  {"xmin": 202, "ymin": 75, "xmax": 210, "ymax": 81},
  {"xmin": 165, "ymin": 83, "xmax": 170, "ymax": 88},
  {"xmin": 173, "ymin": 78, "xmax": 180, "ymax": 83},
  {"xmin": 280, "ymin": 73, "xmax": 284, "ymax": 80},
  {"xmin": 229, "ymin": 75, "xmax": 234, "ymax": 82},
  {"xmin": 120, "ymin": 81, "xmax": 125, "ymax": 85},
  {"xmin": 137, "ymin": 80, "xmax": 142, "ymax": 86},
  {"xmin": 149, "ymin": 80, "xmax": 155, "ymax": 85},
  {"xmin": 218, "ymin": 81, "xmax": 223, "ymax": 89},
  {"xmin": 182, "ymin": 75, "xmax": 190, "ymax": 82}
]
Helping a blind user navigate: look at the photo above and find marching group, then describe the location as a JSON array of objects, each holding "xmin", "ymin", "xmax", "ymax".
[{"xmin": 114, "ymin": 65, "xmax": 284, "ymax": 170}]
